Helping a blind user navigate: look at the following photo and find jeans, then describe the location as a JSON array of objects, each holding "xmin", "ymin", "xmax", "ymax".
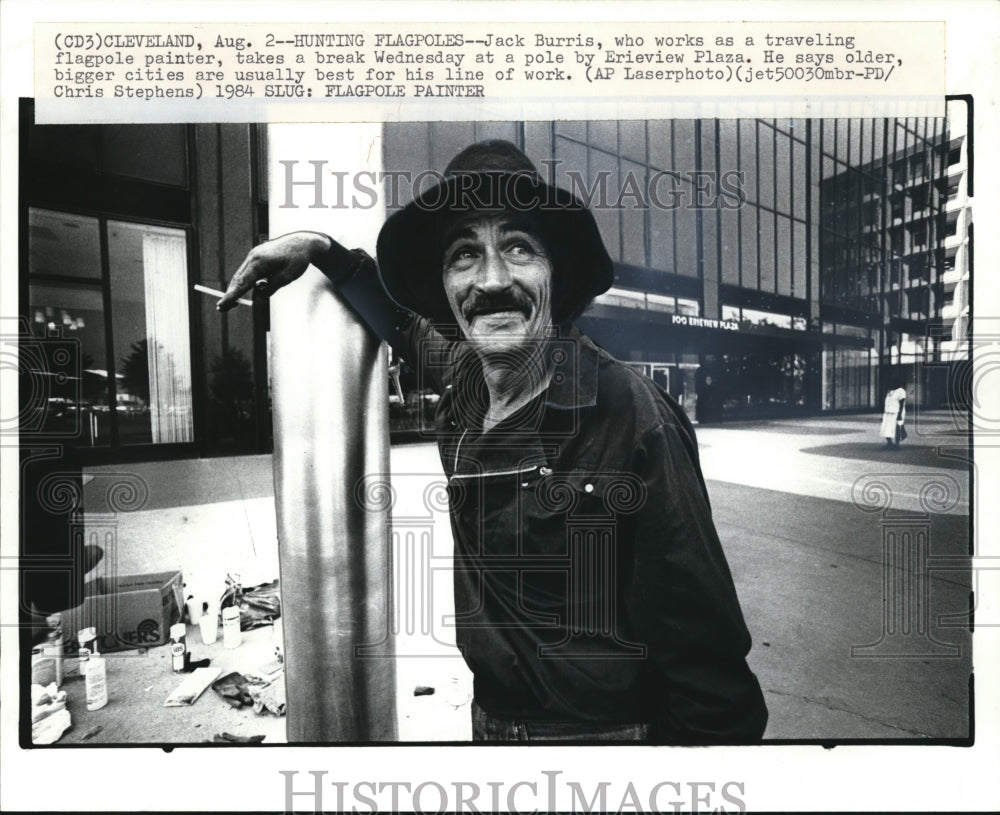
[{"xmin": 471, "ymin": 700, "xmax": 650, "ymax": 743}]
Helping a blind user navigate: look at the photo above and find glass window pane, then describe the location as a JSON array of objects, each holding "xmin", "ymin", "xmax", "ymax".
[
  {"xmin": 29, "ymin": 125, "xmax": 100, "ymax": 170},
  {"xmin": 776, "ymin": 216, "xmax": 792, "ymax": 296},
  {"xmin": 758, "ymin": 123, "xmax": 774, "ymax": 210},
  {"xmin": 108, "ymin": 221, "xmax": 193, "ymax": 445},
  {"xmin": 822, "ymin": 155, "xmax": 835, "ymax": 183},
  {"xmin": 739, "ymin": 121, "xmax": 758, "ymax": 203},
  {"xmin": 28, "ymin": 209, "xmax": 102, "ymax": 281},
  {"xmin": 648, "ymin": 121, "xmax": 673, "ymax": 171},
  {"xmin": 649, "ymin": 195, "xmax": 674, "ymax": 272},
  {"xmin": 836, "ymin": 119, "xmax": 851, "ymax": 164},
  {"xmin": 720, "ymin": 208, "xmax": 739, "ymax": 285},
  {"xmin": 619, "ymin": 121, "xmax": 646, "ymax": 163},
  {"xmin": 776, "ymin": 130, "xmax": 791, "ymax": 215},
  {"xmin": 101, "ymin": 125, "xmax": 189, "ymax": 186},
  {"xmin": 849, "ymin": 119, "xmax": 863, "ymax": 166},
  {"xmin": 822, "ymin": 119, "xmax": 836, "ymax": 160},
  {"xmin": 677, "ymin": 298, "xmax": 700, "ymax": 317},
  {"xmin": 674, "ymin": 202, "xmax": 697, "ymax": 277},
  {"xmin": 589, "ymin": 121, "xmax": 618, "ymax": 152},
  {"xmin": 620, "ymin": 160, "xmax": 647, "ymax": 267},
  {"xmin": 429, "ymin": 122, "xmax": 478, "ymax": 171},
  {"xmin": 702, "ymin": 205, "xmax": 717, "ymax": 282},
  {"xmin": 792, "ymin": 141, "xmax": 806, "ymax": 220},
  {"xmin": 474, "ymin": 121, "xmax": 520, "ymax": 144},
  {"xmin": 759, "ymin": 209, "xmax": 776, "ymax": 291},
  {"xmin": 793, "ymin": 221, "xmax": 808, "ymax": 297},
  {"xmin": 873, "ymin": 121, "xmax": 884, "ymax": 167},
  {"xmin": 555, "ymin": 120, "xmax": 586, "ymax": 141},
  {"xmin": 590, "ymin": 149, "xmax": 620, "ymax": 260},
  {"xmin": 382, "ymin": 123, "xmax": 431, "ymax": 209},
  {"xmin": 27, "ymin": 281, "xmax": 110, "ymax": 447},
  {"xmin": 545, "ymin": 136, "xmax": 590, "ymax": 187},
  {"xmin": 553, "ymin": 136, "xmax": 588, "ymax": 196},
  {"xmin": 740, "ymin": 207, "xmax": 758, "ymax": 289},
  {"xmin": 719, "ymin": 120, "xmax": 738, "ymax": 175},
  {"xmin": 673, "ymin": 121, "xmax": 696, "ymax": 177},
  {"xmin": 701, "ymin": 121, "xmax": 716, "ymax": 176}
]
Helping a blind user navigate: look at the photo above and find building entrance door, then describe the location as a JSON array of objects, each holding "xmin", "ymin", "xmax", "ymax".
[
  {"xmin": 649, "ymin": 364, "xmax": 699, "ymax": 424},
  {"xmin": 650, "ymin": 364, "xmax": 670, "ymax": 393}
]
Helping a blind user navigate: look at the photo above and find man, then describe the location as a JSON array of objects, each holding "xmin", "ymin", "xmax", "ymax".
[{"xmin": 219, "ymin": 140, "xmax": 767, "ymax": 743}]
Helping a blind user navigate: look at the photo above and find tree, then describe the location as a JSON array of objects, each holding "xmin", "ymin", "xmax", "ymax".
[{"xmin": 119, "ymin": 339, "xmax": 151, "ymax": 405}]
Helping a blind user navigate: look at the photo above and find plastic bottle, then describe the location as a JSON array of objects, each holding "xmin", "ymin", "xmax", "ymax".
[
  {"xmin": 170, "ymin": 623, "xmax": 187, "ymax": 672},
  {"xmin": 199, "ymin": 601, "xmax": 218, "ymax": 645},
  {"xmin": 77, "ymin": 627, "xmax": 97, "ymax": 676},
  {"xmin": 79, "ymin": 647, "xmax": 108, "ymax": 711},
  {"xmin": 222, "ymin": 605, "xmax": 241, "ymax": 649},
  {"xmin": 44, "ymin": 614, "xmax": 63, "ymax": 687}
]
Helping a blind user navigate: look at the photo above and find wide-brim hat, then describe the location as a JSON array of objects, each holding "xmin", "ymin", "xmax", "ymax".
[{"xmin": 376, "ymin": 140, "xmax": 613, "ymax": 324}]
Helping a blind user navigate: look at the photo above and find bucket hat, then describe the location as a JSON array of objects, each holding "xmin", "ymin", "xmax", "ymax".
[{"xmin": 376, "ymin": 140, "xmax": 613, "ymax": 324}]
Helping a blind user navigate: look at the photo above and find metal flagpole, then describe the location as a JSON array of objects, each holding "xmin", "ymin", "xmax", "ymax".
[{"xmin": 267, "ymin": 123, "xmax": 396, "ymax": 741}]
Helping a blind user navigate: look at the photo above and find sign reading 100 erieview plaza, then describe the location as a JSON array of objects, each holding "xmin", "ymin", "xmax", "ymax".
[{"xmin": 672, "ymin": 314, "xmax": 740, "ymax": 332}]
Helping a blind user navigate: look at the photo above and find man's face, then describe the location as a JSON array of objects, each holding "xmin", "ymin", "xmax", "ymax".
[{"xmin": 441, "ymin": 213, "xmax": 553, "ymax": 356}]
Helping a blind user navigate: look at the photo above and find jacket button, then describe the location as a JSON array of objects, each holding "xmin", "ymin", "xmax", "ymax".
[
  {"xmin": 584, "ymin": 483, "xmax": 594, "ymax": 493},
  {"xmin": 539, "ymin": 466, "xmax": 552, "ymax": 476}
]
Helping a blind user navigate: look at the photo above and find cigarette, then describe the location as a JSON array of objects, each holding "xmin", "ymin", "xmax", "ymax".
[{"xmin": 193, "ymin": 284, "xmax": 253, "ymax": 307}]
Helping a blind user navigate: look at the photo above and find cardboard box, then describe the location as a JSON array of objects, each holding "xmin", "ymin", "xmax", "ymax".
[{"xmin": 61, "ymin": 571, "xmax": 184, "ymax": 652}]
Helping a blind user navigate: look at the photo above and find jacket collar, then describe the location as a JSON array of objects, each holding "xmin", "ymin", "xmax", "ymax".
[{"xmin": 542, "ymin": 325, "xmax": 599, "ymax": 410}]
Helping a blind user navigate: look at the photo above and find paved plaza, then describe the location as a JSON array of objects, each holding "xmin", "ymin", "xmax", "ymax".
[{"xmin": 77, "ymin": 410, "xmax": 975, "ymax": 742}]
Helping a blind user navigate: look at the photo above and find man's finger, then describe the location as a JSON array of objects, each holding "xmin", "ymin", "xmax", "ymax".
[
  {"xmin": 195, "ymin": 284, "xmax": 252, "ymax": 308},
  {"xmin": 217, "ymin": 261, "xmax": 259, "ymax": 312}
]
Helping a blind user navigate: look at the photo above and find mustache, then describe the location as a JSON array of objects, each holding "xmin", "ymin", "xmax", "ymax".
[{"xmin": 463, "ymin": 289, "xmax": 533, "ymax": 320}]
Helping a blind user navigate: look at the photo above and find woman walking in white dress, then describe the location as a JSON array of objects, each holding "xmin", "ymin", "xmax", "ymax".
[{"xmin": 880, "ymin": 380, "xmax": 907, "ymax": 449}]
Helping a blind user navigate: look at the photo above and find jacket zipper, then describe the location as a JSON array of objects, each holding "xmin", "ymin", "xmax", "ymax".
[
  {"xmin": 449, "ymin": 463, "xmax": 540, "ymax": 482},
  {"xmin": 453, "ymin": 428, "xmax": 468, "ymax": 473}
]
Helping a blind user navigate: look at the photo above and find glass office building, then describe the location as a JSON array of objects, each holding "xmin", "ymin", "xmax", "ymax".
[
  {"xmin": 20, "ymin": 101, "xmax": 270, "ymax": 460},
  {"xmin": 382, "ymin": 108, "xmax": 970, "ymax": 424},
  {"xmin": 20, "ymin": 103, "xmax": 971, "ymax": 461}
]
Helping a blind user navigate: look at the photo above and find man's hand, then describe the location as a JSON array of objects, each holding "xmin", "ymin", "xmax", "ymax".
[{"xmin": 216, "ymin": 231, "xmax": 336, "ymax": 313}]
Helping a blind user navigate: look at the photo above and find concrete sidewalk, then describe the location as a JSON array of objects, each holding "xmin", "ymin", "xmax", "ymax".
[
  {"xmin": 74, "ymin": 409, "xmax": 973, "ymax": 743},
  {"xmin": 695, "ymin": 410, "xmax": 972, "ymax": 513}
]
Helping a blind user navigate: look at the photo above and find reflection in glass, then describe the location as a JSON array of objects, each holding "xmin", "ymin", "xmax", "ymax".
[
  {"xmin": 109, "ymin": 221, "xmax": 193, "ymax": 444},
  {"xmin": 100, "ymin": 125, "xmax": 189, "ymax": 186},
  {"xmin": 27, "ymin": 282, "xmax": 110, "ymax": 446},
  {"xmin": 28, "ymin": 209, "xmax": 101, "ymax": 281}
]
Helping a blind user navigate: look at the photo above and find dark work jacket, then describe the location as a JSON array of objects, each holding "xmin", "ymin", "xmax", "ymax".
[{"xmin": 328, "ymin": 249, "xmax": 768, "ymax": 744}]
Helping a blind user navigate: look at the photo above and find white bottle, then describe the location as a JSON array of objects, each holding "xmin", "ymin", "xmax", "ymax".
[
  {"xmin": 44, "ymin": 614, "xmax": 64, "ymax": 688},
  {"xmin": 79, "ymin": 647, "xmax": 108, "ymax": 711},
  {"xmin": 222, "ymin": 605, "xmax": 241, "ymax": 649},
  {"xmin": 169, "ymin": 623, "xmax": 188, "ymax": 672}
]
